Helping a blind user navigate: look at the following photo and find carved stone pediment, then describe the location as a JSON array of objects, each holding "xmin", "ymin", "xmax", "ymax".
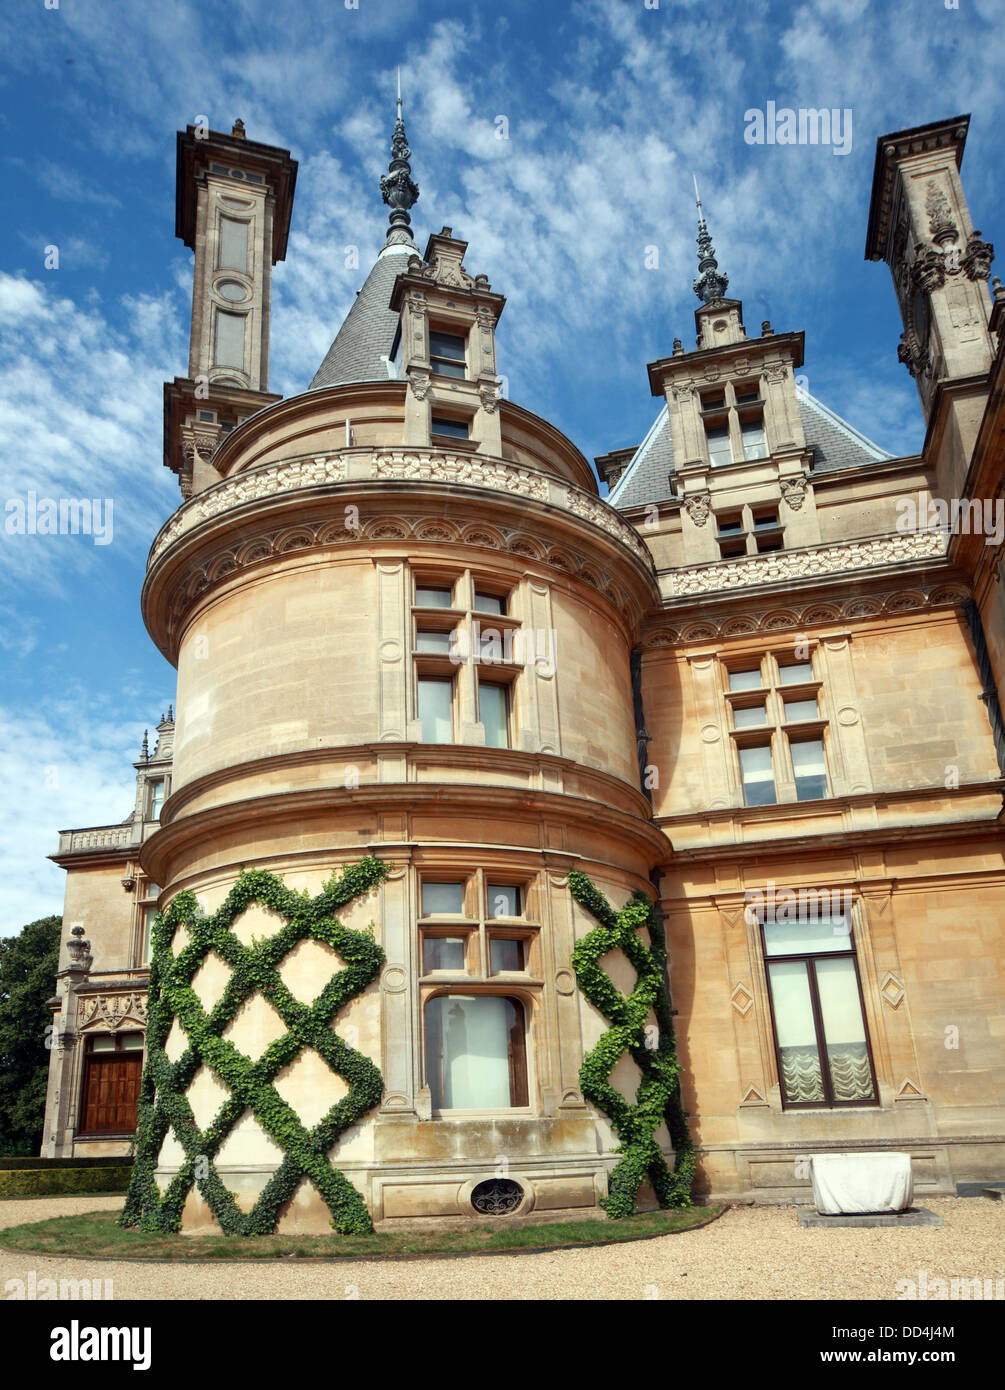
[{"xmin": 78, "ymin": 991, "xmax": 147, "ymax": 1031}]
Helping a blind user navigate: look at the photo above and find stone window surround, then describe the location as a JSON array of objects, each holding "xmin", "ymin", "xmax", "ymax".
[
  {"xmin": 416, "ymin": 864, "xmax": 540, "ymax": 1116},
  {"xmin": 686, "ymin": 631, "xmax": 872, "ymax": 810},
  {"xmin": 409, "ymin": 565, "xmax": 523, "ymax": 749},
  {"xmin": 699, "ymin": 378, "xmax": 770, "ymax": 469},
  {"xmin": 734, "ymin": 892, "xmax": 886, "ymax": 1114},
  {"xmin": 724, "ymin": 647, "xmax": 830, "ymax": 806}
]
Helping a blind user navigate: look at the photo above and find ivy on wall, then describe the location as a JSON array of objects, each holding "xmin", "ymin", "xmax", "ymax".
[
  {"xmin": 567, "ymin": 870, "xmax": 694, "ymax": 1219},
  {"xmin": 120, "ymin": 857, "xmax": 388, "ymax": 1236}
]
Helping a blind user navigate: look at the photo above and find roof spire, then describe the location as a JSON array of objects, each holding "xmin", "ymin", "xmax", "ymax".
[
  {"xmin": 692, "ymin": 174, "xmax": 729, "ymax": 305},
  {"xmin": 380, "ymin": 69, "xmax": 419, "ymax": 248}
]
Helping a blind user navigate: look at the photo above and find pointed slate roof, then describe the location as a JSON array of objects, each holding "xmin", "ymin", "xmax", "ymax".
[
  {"xmin": 605, "ymin": 391, "xmax": 895, "ymax": 510},
  {"xmin": 309, "ymin": 85, "xmax": 420, "ymax": 392},
  {"xmin": 309, "ymin": 244, "xmax": 413, "ymax": 389}
]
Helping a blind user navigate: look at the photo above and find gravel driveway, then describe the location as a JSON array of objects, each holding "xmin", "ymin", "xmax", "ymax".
[{"xmin": 1, "ymin": 1196, "xmax": 1001, "ymax": 1300}]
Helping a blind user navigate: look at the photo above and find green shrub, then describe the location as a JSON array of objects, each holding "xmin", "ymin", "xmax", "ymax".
[{"xmin": 0, "ymin": 1165, "xmax": 132, "ymax": 1197}]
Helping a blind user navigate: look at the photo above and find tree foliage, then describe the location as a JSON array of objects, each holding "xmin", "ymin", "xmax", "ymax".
[{"xmin": 0, "ymin": 915, "xmax": 61, "ymax": 1156}]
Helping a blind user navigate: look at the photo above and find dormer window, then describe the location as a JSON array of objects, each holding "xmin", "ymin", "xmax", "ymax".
[
  {"xmin": 429, "ymin": 330, "xmax": 467, "ymax": 379},
  {"xmin": 700, "ymin": 380, "xmax": 770, "ymax": 467},
  {"xmin": 148, "ymin": 778, "xmax": 166, "ymax": 820}
]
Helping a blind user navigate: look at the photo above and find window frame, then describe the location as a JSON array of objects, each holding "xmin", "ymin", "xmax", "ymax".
[{"xmin": 758, "ymin": 909, "xmax": 880, "ymax": 1111}]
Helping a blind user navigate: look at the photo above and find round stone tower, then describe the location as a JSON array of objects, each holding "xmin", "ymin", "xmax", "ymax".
[{"xmin": 139, "ymin": 109, "xmax": 667, "ymax": 1232}]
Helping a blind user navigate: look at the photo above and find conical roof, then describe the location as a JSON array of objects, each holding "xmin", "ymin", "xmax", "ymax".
[{"xmin": 309, "ymin": 242, "xmax": 414, "ymax": 389}]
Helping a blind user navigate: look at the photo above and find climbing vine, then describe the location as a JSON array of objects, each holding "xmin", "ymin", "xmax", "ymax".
[
  {"xmin": 120, "ymin": 857, "xmax": 388, "ymax": 1236},
  {"xmin": 568, "ymin": 870, "xmax": 694, "ymax": 1219}
]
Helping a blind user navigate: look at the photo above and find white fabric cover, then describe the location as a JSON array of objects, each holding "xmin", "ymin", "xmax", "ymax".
[{"xmin": 810, "ymin": 1152, "xmax": 913, "ymax": 1214}]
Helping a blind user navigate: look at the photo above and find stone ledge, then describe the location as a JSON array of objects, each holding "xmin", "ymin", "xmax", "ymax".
[{"xmin": 798, "ymin": 1207, "xmax": 943, "ymax": 1228}]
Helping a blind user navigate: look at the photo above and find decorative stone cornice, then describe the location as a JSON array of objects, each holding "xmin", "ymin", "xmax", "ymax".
[
  {"xmin": 664, "ymin": 530, "xmax": 947, "ymax": 598},
  {"xmin": 644, "ymin": 579, "xmax": 968, "ymax": 645},
  {"xmin": 149, "ymin": 448, "xmax": 655, "ymax": 575},
  {"xmin": 151, "ymin": 455, "xmax": 347, "ymax": 561}
]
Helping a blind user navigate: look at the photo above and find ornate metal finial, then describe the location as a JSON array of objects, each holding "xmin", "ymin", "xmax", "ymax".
[
  {"xmin": 692, "ymin": 174, "xmax": 729, "ymax": 305},
  {"xmin": 141, "ymin": 729, "xmax": 149, "ymax": 761},
  {"xmin": 379, "ymin": 68, "xmax": 419, "ymax": 246}
]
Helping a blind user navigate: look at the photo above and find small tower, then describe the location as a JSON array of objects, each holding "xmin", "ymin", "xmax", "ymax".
[
  {"xmin": 865, "ymin": 116, "xmax": 995, "ymax": 428},
  {"xmin": 644, "ymin": 182, "xmax": 815, "ymax": 563},
  {"xmin": 164, "ymin": 120, "xmax": 298, "ymax": 497}
]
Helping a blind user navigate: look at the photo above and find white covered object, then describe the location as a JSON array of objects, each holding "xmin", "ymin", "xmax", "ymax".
[{"xmin": 810, "ymin": 1152, "xmax": 913, "ymax": 1214}]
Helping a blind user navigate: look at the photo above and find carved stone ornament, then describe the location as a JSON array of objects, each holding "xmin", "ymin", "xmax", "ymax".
[
  {"xmin": 963, "ymin": 231, "xmax": 994, "ymax": 283},
  {"xmin": 897, "ymin": 325, "xmax": 930, "ymax": 379},
  {"xmin": 671, "ymin": 382, "xmax": 695, "ymax": 403},
  {"xmin": 764, "ymin": 365, "xmax": 787, "ymax": 384},
  {"xmin": 405, "ymin": 291, "xmax": 428, "ymax": 316},
  {"xmin": 78, "ymin": 992, "xmax": 148, "ymax": 1031},
  {"xmin": 684, "ymin": 491, "xmax": 712, "ymax": 527},
  {"xmin": 925, "ymin": 180, "xmax": 958, "ymax": 246},
  {"xmin": 479, "ymin": 384, "xmax": 500, "ymax": 413},
  {"xmin": 408, "ymin": 371, "xmax": 431, "ymax": 401},
  {"xmin": 475, "ymin": 306, "xmax": 496, "ymax": 329},
  {"xmin": 65, "ymin": 926, "xmax": 93, "ymax": 972},
  {"xmin": 912, "ymin": 243, "xmax": 946, "ymax": 295},
  {"xmin": 779, "ymin": 476, "xmax": 808, "ymax": 511},
  {"xmin": 666, "ymin": 529, "xmax": 946, "ymax": 597}
]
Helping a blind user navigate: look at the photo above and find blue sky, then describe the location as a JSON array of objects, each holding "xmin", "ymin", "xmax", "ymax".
[{"xmin": 1, "ymin": 0, "xmax": 1002, "ymax": 931}]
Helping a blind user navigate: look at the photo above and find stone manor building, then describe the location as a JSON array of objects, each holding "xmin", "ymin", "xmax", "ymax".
[{"xmin": 42, "ymin": 108, "xmax": 1005, "ymax": 1227}]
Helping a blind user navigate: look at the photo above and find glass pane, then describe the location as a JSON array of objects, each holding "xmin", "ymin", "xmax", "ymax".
[
  {"xmin": 764, "ymin": 910, "xmax": 853, "ymax": 955},
  {"xmin": 422, "ymin": 882, "xmax": 465, "ymax": 916},
  {"xmin": 415, "ymin": 586, "xmax": 453, "ymax": 608},
  {"xmin": 741, "ymin": 418, "xmax": 768, "ymax": 459},
  {"xmin": 739, "ymin": 743, "xmax": 776, "ymax": 806},
  {"xmin": 717, "ymin": 517, "xmax": 744, "ymax": 535},
  {"xmin": 474, "ymin": 592, "xmax": 504, "ymax": 615},
  {"xmin": 215, "ymin": 310, "xmax": 246, "ymax": 369},
  {"xmin": 418, "ymin": 680, "xmax": 453, "ymax": 742},
  {"xmin": 733, "ymin": 703, "xmax": 767, "ymax": 728},
  {"xmin": 429, "ymin": 331, "xmax": 465, "ymax": 361},
  {"xmin": 425, "ymin": 995, "xmax": 523, "ymax": 1109},
  {"xmin": 490, "ymin": 938, "xmax": 524, "ymax": 972},
  {"xmin": 143, "ymin": 907, "xmax": 157, "ymax": 963},
  {"xmin": 784, "ymin": 697, "xmax": 818, "ymax": 721},
  {"xmin": 767, "ymin": 961, "xmax": 825, "ymax": 1104},
  {"xmin": 149, "ymin": 780, "xmax": 165, "ymax": 817},
  {"xmin": 778, "ymin": 660, "xmax": 814, "ymax": 684},
  {"xmin": 119, "ymin": 1032, "xmax": 145, "ymax": 1051},
  {"xmin": 90, "ymin": 1036, "xmax": 116, "ymax": 1052},
  {"xmin": 791, "ymin": 738, "xmax": 827, "ymax": 800},
  {"xmin": 753, "ymin": 512, "xmax": 778, "ymax": 530},
  {"xmin": 431, "ymin": 416, "xmax": 469, "ymax": 439},
  {"xmin": 423, "ymin": 936, "xmax": 466, "ymax": 972},
  {"xmin": 431, "ymin": 359, "xmax": 465, "ymax": 379},
  {"xmin": 218, "ymin": 217, "xmax": 248, "ymax": 271},
  {"xmin": 706, "ymin": 425, "xmax": 732, "ymax": 467},
  {"xmin": 815, "ymin": 957, "xmax": 875, "ymax": 1101},
  {"xmin": 729, "ymin": 668, "xmax": 762, "ymax": 692},
  {"xmin": 480, "ymin": 682, "xmax": 509, "ymax": 749},
  {"xmin": 487, "ymin": 884, "xmax": 520, "ymax": 918},
  {"xmin": 416, "ymin": 630, "xmax": 453, "ymax": 654}
]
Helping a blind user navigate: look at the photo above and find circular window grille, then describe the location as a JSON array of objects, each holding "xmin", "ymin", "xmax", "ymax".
[{"xmin": 470, "ymin": 1178, "xmax": 523, "ymax": 1216}]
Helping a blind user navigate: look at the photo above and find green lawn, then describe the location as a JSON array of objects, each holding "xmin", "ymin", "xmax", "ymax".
[{"xmin": 0, "ymin": 1204, "xmax": 723, "ymax": 1262}]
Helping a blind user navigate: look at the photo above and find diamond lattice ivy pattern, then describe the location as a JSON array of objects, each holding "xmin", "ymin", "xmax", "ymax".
[
  {"xmin": 567, "ymin": 870, "xmax": 695, "ymax": 1218},
  {"xmin": 120, "ymin": 857, "xmax": 388, "ymax": 1236}
]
